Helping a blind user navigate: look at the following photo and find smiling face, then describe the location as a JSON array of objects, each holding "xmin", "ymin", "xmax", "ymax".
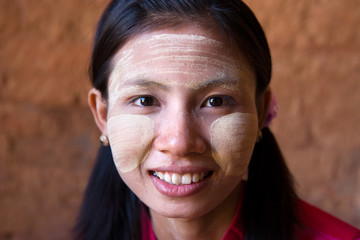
[{"xmin": 90, "ymin": 24, "xmax": 263, "ymax": 219}]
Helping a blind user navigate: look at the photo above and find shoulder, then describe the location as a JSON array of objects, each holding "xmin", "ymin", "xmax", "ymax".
[{"xmin": 296, "ymin": 199, "xmax": 360, "ymax": 240}]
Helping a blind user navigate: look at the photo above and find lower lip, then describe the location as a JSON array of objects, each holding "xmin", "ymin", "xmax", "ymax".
[{"xmin": 150, "ymin": 174, "xmax": 210, "ymax": 197}]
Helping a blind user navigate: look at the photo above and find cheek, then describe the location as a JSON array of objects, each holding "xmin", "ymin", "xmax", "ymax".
[
  {"xmin": 107, "ymin": 114, "xmax": 154, "ymax": 173},
  {"xmin": 210, "ymin": 113, "xmax": 258, "ymax": 176}
]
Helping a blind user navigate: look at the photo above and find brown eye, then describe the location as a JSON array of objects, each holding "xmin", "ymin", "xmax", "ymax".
[
  {"xmin": 134, "ymin": 96, "xmax": 155, "ymax": 106},
  {"xmin": 208, "ymin": 97, "xmax": 223, "ymax": 107},
  {"xmin": 203, "ymin": 95, "xmax": 234, "ymax": 108}
]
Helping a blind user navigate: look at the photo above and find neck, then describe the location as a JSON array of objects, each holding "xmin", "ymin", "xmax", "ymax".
[{"xmin": 150, "ymin": 184, "xmax": 242, "ymax": 240}]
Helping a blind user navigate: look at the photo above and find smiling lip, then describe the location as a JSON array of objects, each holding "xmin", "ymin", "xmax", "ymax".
[
  {"xmin": 149, "ymin": 167, "xmax": 213, "ymax": 197},
  {"xmin": 150, "ymin": 174, "xmax": 210, "ymax": 197}
]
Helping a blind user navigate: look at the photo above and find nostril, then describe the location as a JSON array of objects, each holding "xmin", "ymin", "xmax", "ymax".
[
  {"xmin": 154, "ymin": 131, "xmax": 206, "ymax": 156},
  {"xmin": 153, "ymin": 112, "xmax": 207, "ymax": 156}
]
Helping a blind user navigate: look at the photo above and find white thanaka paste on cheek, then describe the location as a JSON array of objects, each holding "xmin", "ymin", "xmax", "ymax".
[
  {"xmin": 210, "ymin": 112, "xmax": 258, "ymax": 176},
  {"xmin": 107, "ymin": 114, "xmax": 154, "ymax": 173}
]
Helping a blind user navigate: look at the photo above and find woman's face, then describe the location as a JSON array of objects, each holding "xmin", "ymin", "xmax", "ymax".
[{"xmin": 93, "ymin": 25, "xmax": 262, "ymax": 218}]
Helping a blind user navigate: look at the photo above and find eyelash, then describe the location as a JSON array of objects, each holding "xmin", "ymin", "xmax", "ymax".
[
  {"xmin": 202, "ymin": 95, "xmax": 234, "ymax": 108},
  {"xmin": 131, "ymin": 96, "xmax": 159, "ymax": 107}
]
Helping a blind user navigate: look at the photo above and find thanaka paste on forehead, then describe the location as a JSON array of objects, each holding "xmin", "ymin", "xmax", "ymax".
[
  {"xmin": 148, "ymin": 46, "xmax": 235, "ymax": 61},
  {"xmin": 108, "ymin": 33, "xmax": 225, "ymax": 76},
  {"xmin": 210, "ymin": 112, "xmax": 258, "ymax": 176},
  {"xmin": 109, "ymin": 51, "xmax": 242, "ymax": 86},
  {"xmin": 108, "ymin": 33, "xmax": 244, "ymax": 86},
  {"xmin": 112, "ymin": 40, "xmax": 238, "ymax": 73},
  {"xmin": 107, "ymin": 114, "xmax": 154, "ymax": 173},
  {"xmin": 128, "ymin": 33, "xmax": 224, "ymax": 48},
  {"xmin": 150, "ymin": 33, "xmax": 222, "ymax": 42}
]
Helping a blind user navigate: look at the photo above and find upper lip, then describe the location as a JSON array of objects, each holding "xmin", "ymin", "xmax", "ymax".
[{"xmin": 149, "ymin": 165, "xmax": 214, "ymax": 174}]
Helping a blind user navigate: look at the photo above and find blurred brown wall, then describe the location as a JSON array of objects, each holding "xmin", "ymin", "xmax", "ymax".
[{"xmin": 0, "ymin": 0, "xmax": 359, "ymax": 239}]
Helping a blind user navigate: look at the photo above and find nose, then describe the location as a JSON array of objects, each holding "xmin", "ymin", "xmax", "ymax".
[{"xmin": 154, "ymin": 110, "xmax": 207, "ymax": 157}]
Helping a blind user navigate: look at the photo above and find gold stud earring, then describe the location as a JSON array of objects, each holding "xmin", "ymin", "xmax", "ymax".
[{"xmin": 99, "ymin": 135, "xmax": 109, "ymax": 146}]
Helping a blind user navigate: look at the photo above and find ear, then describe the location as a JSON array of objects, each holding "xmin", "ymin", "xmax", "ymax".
[
  {"xmin": 88, "ymin": 88, "xmax": 108, "ymax": 134},
  {"xmin": 256, "ymin": 88, "xmax": 272, "ymax": 129}
]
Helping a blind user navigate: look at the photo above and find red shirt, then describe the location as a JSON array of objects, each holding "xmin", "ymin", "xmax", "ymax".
[{"xmin": 141, "ymin": 198, "xmax": 360, "ymax": 240}]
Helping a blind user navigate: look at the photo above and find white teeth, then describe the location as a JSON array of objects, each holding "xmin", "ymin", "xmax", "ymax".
[
  {"xmin": 154, "ymin": 171, "xmax": 208, "ymax": 185},
  {"xmin": 172, "ymin": 173, "xmax": 181, "ymax": 185},
  {"xmin": 157, "ymin": 172, "xmax": 164, "ymax": 180},
  {"xmin": 182, "ymin": 173, "xmax": 192, "ymax": 185},
  {"xmin": 164, "ymin": 173, "xmax": 171, "ymax": 183},
  {"xmin": 192, "ymin": 173, "xmax": 200, "ymax": 183}
]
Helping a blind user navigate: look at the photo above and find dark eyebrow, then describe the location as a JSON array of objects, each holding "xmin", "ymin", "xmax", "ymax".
[
  {"xmin": 196, "ymin": 78, "xmax": 239, "ymax": 90},
  {"xmin": 123, "ymin": 78, "xmax": 170, "ymax": 90}
]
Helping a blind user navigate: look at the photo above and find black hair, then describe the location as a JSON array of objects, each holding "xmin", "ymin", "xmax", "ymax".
[
  {"xmin": 74, "ymin": 145, "xmax": 141, "ymax": 240},
  {"xmin": 75, "ymin": 0, "xmax": 299, "ymax": 239},
  {"xmin": 243, "ymin": 128, "xmax": 299, "ymax": 239}
]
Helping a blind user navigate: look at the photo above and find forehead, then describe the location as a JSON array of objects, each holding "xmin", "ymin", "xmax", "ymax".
[
  {"xmin": 108, "ymin": 25, "xmax": 255, "ymax": 90},
  {"xmin": 121, "ymin": 24, "xmax": 230, "ymax": 52}
]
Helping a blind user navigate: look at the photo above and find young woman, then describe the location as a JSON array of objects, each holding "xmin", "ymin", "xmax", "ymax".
[{"xmin": 75, "ymin": 0, "xmax": 360, "ymax": 239}]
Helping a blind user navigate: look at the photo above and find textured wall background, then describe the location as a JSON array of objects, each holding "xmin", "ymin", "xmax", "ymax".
[{"xmin": 0, "ymin": 0, "xmax": 359, "ymax": 239}]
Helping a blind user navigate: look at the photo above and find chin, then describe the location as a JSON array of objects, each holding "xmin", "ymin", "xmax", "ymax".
[{"xmin": 149, "ymin": 198, "xmax": 218, "ymax": 219}]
